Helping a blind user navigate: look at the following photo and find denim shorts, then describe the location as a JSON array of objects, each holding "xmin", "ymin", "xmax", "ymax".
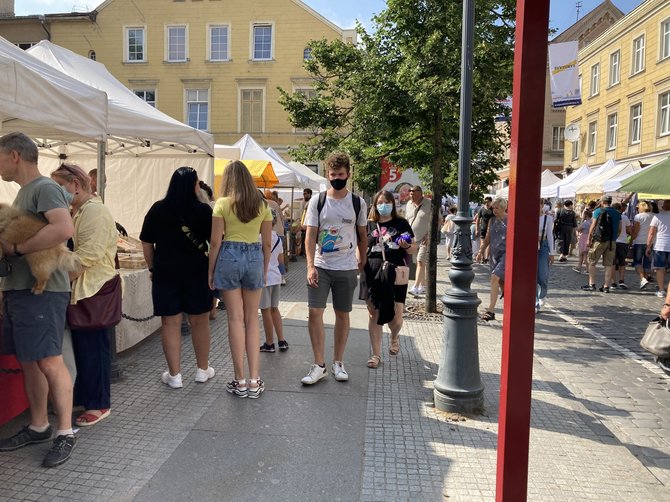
[
  {"xmin": 653, "ymin": 250, "xmax": 670, "ymax": 270},
  {"xmin": 214, "ymin": 241, "xmax": 264, "ymax": 291},
  {"xmin": 632, "ymin": 243, "xmax": 651, "ymax": 269}
]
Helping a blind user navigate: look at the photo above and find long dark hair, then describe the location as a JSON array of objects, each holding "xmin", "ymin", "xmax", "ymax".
[
  {"xmin": 163, "ymin": 167, "xmax": 198, "ymax": 212},
  {"xmin": 369, "ymin": 190, "xmax": 399, "ymax": 222}
]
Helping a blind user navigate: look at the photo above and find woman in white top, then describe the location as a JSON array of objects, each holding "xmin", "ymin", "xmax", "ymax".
[
  {"xmin": 536, "ymin": 201, "xmax": 555, "ymax": 314},
  {"xmin": 632, "ymin": 201, "xmax": 654, "ymax": 289}
]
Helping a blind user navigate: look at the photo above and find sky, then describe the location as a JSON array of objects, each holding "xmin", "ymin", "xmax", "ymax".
[{"xmin": 15, "ymin": 0, "xmax": 646, "ymax": 33}]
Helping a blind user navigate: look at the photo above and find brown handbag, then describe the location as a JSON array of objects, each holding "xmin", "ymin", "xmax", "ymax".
[{"xmin": 66, "ymin": 274, "xmax": 122, "ymax": 331}]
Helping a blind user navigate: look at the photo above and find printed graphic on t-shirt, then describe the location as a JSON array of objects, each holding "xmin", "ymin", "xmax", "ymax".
[{"xmin": 319, "ymin": 225, "xmax": 350, "ymax": 253}]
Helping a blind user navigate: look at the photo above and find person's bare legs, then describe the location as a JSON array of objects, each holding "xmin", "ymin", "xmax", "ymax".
[
  {"xmin": 657, "ymin": 269, "xmax": 666, "ymax": 292},
  {"xmin": 189, "ymin": 312, "xmax": 211, "ymax": 370},
  {"xmin": 604, "ymin": 265, "xmax": 614, "ymax": 288},
  {"xmin": 261, "ymin": 308, "xmax": 275, "ymax": 345},
  {"xmin": 271, "ymin": 307, "xmax": 285, "ymax": 342},
  {"xmin": 333, "ymin": 309, "xmax": 350, "ymax": 363},
  {"xmin": 21, "ymin": 362, "xmax": 50, "ymax": 428},
  {"xmin": 222, "ymin": 289, "xmax": 246, "ymax": 380},
  {"xmin": 487, "ymin": 275, "xmax": 501, "ymax": 312},
  {"xmin": 388, "ymin": 302, "xmax": 404, "ymax": 354},
  {"xmin": 36, "ymin": 356, "xmax": 73, "ymax": 431},
  {"xmin": 588, "ymin": 261, "xmax": 597, "ymax": 286},
  {"xmin": 308, "ymin": 307, "xmax": 326, "ymax": 364},
  {"xmin": 414, "ymin": 260, "xmax": 426, "ymax": 290},
  {"xmin": 366, "ymin": 300, "xmax": 382, "ymax": 358},
  {"xmin": 160, "ymin": 314, "xmax": 183, "ymax": 375},
  {"xmin": 242, "ymin": 288, "xmax": 263, "ymax": 382}
]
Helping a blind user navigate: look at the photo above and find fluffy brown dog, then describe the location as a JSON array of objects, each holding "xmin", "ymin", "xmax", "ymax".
[{"xmin": 0, "ymin": 203, "xmax": 82, "ymax": 294}]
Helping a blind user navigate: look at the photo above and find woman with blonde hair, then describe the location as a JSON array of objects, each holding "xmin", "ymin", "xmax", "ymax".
[
  {"xmin": 476, "ymin": 198, "xmax": 508, "ymax": 321},
  {"xmin": 209, "ymin": 160, "xmax": 272, "ymax": 398},
  {"xmin": 51, "ymin": 164, "xmax": 118, "ymax": 426},
  {"xmin": 632, "ymin": 200, "xmax": 655, "ymax": 289}
]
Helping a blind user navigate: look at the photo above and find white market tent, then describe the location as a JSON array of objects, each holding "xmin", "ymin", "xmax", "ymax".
[
  {"xmin": 266, "ymin": 147, "xmax": 327, "ymax": 193},
  {"xmin": 540, "ymin": 164, "xmax": 592, "ymax": 199},
  {"xmin": 0, "ymin": 36, "xmax": 109, "ymax": 203},
  {"xmin": 496, "ymin": 169, "xmax": 560, "ymax": 199},
  {"xmin": 25, "ymin": 41, "xmax": 215, "ymax": 235},
  {"xmin": 559, "ymin": 159, "xmax": 617, "ymax": 199},
  {"xmin": 602, "ymin": 168, "xmax": 643, "ymax": 194},
  {"xmin": 232, "ymin": 134, "xmax": 306, "ymax": 188},
  {"xmin": 575, "ymin": 160, "xmax": 639, "ymax": 196}
]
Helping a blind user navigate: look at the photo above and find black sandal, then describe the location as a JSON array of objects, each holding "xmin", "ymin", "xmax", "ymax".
[{"xmin": 480, "ymin": 311, "xmax": 495, "ymax": 321}]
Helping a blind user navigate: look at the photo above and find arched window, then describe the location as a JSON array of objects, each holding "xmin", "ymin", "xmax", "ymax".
[
  {"xmin": 88, "ymin": 50, "xmax": 96, "ymax": 61},
  {"xmin": 303, "ymin": 47, "xmax": 312, "ymax": 61}
]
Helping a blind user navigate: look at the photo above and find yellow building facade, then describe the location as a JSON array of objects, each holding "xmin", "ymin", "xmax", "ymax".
[
  {"xmin": 0, "ymin": 0, "xmax": 353, "ymax": 161},
  {"xmin": 565, "ymin": 0, "xmax": 670, "ymax": 169}
]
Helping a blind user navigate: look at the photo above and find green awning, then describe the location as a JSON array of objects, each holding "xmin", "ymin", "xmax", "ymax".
[{"xmin": 619, "ymin": 157, "xmax": 670, "ymax": 198}]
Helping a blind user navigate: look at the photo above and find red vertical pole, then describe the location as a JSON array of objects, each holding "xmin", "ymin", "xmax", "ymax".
[{"xmin": 495, "ymin": 1, "xmax": 550, "ymax": 501}]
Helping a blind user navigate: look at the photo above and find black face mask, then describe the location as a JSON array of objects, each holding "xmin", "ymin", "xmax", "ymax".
[{"xmin": 330, "ymin": 178, "xmax": 347, "ymax": 191}]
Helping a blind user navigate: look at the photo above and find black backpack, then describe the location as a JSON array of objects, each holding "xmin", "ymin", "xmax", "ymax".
[{"xmin": 592, "ymin": 209, "xmax": 614, "ymax": 242}]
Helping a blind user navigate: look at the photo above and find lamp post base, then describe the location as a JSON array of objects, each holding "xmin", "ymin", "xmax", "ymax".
[{"xmin": 434, "ymin": 387, "xmax": 484, "ymax": 415}]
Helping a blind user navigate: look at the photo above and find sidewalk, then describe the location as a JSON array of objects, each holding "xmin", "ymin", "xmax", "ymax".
[{"xmin": 0, "ymin": 248, "xmax": 668, "ymax": 501}]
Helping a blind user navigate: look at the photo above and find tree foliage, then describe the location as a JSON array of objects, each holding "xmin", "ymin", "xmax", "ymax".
[{"xmin": 280, "ymin": 0, "xmax": 516, "ymax": 311}]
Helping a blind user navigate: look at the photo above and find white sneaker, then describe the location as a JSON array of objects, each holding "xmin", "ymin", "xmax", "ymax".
[
  {"xmin": 301, "ymin": 364, "xmax": 327, "ymax": 385},
  {"xmin": 331, "ymin": 361, "xmax": 349, "ymax": 382},
  {"xmin": 640, "ymin": 278, "xmax": 649, "ymax": 289},
  {"xmin": 161, "ymin": 371, "xmax": 183, "ymax": 389},
  {"xmin": 656, "ymin": 290, "xmax": 667, "ymax": 298},
  {"xmin": 195, "ymin": 366, "xmax": 215, "ymax": 383},
  {"xmin": 416, "ymin": 286, "xmax": 425, "ymax": 295}
]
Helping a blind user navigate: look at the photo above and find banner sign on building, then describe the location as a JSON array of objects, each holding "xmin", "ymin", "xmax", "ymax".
[{"xmin": 549, "ymin": 41, "xmax": 581, "ymax": 108}]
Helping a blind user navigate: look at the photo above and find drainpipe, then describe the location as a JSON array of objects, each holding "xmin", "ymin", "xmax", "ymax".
[{"xmin": 38, "ymin": 15, "xmax": 51, "ymax": 41}]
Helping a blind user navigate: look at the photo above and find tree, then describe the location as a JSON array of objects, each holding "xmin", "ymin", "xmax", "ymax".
[{"xmin": 279, "ymin": 0, "xmax": 515, "ymax": 312}]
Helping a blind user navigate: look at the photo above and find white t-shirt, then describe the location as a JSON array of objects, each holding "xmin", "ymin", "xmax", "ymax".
[
  {"xmin": 633, "ymin": 212, "xmax": 654, "ymax": 245},
  {"xmin": 264, "ymin": 230, "xmax": 283, "ymax": 287},
  {"xmin": 305, "ymin": 192, "xmax": 368, "ymax": 270},
  {"xmin": 651, "ymin": 211, "xmax": 670, "ymax": 252},
  {"xmin": 616, "ymin": 214, "xmax": 630, "ymax": 244}
]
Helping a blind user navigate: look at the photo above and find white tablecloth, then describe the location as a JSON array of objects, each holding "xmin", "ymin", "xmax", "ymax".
[{"xmin": 115, "ymin": 268, "xmax": 161, "ymax": 353}]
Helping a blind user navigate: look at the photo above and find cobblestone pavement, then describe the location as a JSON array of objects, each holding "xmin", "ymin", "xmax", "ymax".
[{"xmin": 0, "ymin": 248, "xmax": 668, "ymax": 501}]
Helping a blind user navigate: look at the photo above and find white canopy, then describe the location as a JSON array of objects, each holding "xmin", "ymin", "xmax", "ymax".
[
  {"xmin": 603, "ymin": 168, "xmax": 643, "ymax": 193},
  {"xmin": 575, "ymin": 161, "xmax": 639, "ymax": 196},
  {"xmin": 233, "ymin": 134, "xmax": 305, "ymax": 187},
  {"xmin": 286, "ymin": 160, "xmax": 328, "ymax": 193},
  {"xmin": 560, "ymin": 159, "xmax": 617, "ymax": 198},
  {"xmin": 496, "ymin": 169, "xmax": 561, "ymax": 199},
  {"xmin": 540, "ymin": 164, "xmax": 592, "ymax": 199},
  {"xmin": 27, "ymin": 41, "xmax": 213, "ymax": 155}
]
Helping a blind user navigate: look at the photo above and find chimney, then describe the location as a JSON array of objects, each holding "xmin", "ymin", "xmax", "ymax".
[{"xmin": 0, "ymin": 0, "xmax": 14, "ymax": 18}]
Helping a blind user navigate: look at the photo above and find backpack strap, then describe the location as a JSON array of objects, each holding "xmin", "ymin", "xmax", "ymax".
[
  {"xmin": 271, "ymin": 236, "xmax": 281, "ymax": 253},
  {"xmin": 316, "ymin": 191, "xmax": 362, "ymax": 229},
  {"xmin": 316, "ymin": 191, "xmax": 328, "ymax": 230}
]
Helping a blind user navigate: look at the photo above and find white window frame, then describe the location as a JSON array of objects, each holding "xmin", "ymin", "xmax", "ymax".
[
  {"xmin": 238, "ymin": 86, "xmax": 266, "ymax": 133},
  {"xmin": 632, "ymin": 35, "xmax": 645, "ymax": 75},
  {"xmin": 124, "ymin": 26, "xmax": 146, "ymax": 63},
  {"xmin": 606, "ymin": 113, "xmax": 618, "ymax": 151},
  {"xmin": 551, "ymin": 126, "xmax": 565, "ymax": 151},
  {"xmin": 661, "ymin": 19, "xmax": 670, "ymax": 61},
  {"xmin": 185, "ymin": 88, "xmax": 210, "ymax": 131},
  {"xmin": 660, "ymin": 91, "xmax": 670, "ymax": 137},
  {"xmin": 208, "ymin": 23, "xmax": 230, "ymax": 62},
  {"xmin": 590, "ymin": 63, "xmax": 600, "ymax": 97},
  {"xmin": 134, "ymin": 89, "xmax": 156, "ymax": 107},
  {"xmin": 630, "ymin": 103, "xmax": 642, "ymax": 144},
  {"xmin": 588, "ymin": 121, "xmax": 597, "ymax": 155},
  {"xmin": 571, "ymin": 138, "xmax": 580, "ymax": 161},
  {"xmin": 250, "ymin": 22, "xmax": 274, "ymax": 61},
  {"xmin": 166, "ymin": 25, "xmax": 188, "ymax": 62},
  {"xmin": 609, "ymin": 50, "xmax": 620, "ymax": 86}
]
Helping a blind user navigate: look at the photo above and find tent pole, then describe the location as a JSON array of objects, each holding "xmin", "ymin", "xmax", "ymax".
[{"xmin": 97, "ymin": 139, "xmax": 106, "ymax": 202}]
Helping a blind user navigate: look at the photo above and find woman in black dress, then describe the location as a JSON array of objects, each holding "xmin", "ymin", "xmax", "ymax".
[
  {"xmin": 362, "ymin": 190, "xmax": 415, "ymax": 368},
  {"xmin": 140, "ymin": 167, "xmax": 214, "ymax": 389}
]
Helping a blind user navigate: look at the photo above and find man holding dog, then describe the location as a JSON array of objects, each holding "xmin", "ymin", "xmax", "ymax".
[{"xmin": 0, "ymin": 132, "xmax": 77, "ymax": 467}]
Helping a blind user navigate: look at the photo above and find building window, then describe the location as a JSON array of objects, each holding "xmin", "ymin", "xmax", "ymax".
[
  {"xmin": 590, "ymin": 63, "xmax": 599, "ymax": 96},
  {"xmin": 571, "ymin": 139, "xmax": 579, "ymax": 161},
  {"xmin": 252, "ymin": 24, "xmax": 273, "ymax": 60},
  {"xmin": 588, "ymin": 121, "xmax": 597, "ymax": 155},
  {"xmin": 662, "ymin": 19, "xmax": 670, "ymax": 61},
  {"xmin": 209, "ymin": 25, "xmax": 229, "ymax": 61},
  {"xmin": 630, "ymin": 103, "xmax": 642, "ymax": 144},
  {"xmin": 240, "ymin": 89, "xmax": 264, "ymax": 132},
  {"xmin": 303, "ymin": 47, "xmax": 312, "ymax": 60},
  {"xmin": 632, "ymin": 35, "xmax": 645, "ymax": 75},
  {"xmin": 134, "ymin": 89, "xmax": 156, "ymax": 107},
  {"xmin": 609, "ymin": 50, "xmax": 620, "ymax": 86},
  {"xmin": 186, "ymin": 89, "xmax": 209, "ymax": 130},
  {"xmin": 551, "ymin": 126, "xmax": 565, "ymax": 151},
  {"xmin": 126, "ymin": 27, "xmax": 145, "ymax": 62},
  {"xmin": 660, "ymin": 91, "xmax": 670, "ymax": 136},
  {"xmin": 167, "ymin": 26, "xmax": 187, "ymax": 62},
  {"xmin": 606, "ymin": 113, "xmax": 618, "ymax": 151}
]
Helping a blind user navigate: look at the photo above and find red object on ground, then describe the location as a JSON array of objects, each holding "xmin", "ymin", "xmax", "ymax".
[
  {"xmin": 496, "ymin": 1, "xmax": 551, "ymax": 501},
  {"xmin": 0, "ymin": 355, "xmax": 29, "ymax": 425}
]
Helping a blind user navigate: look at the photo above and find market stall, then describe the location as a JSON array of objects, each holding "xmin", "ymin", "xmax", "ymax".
[
  {"xmin": 540, "ymin": 164, "xmax": 592, "ymax": 199},
  {"xmin": 496, "ymin": 169, "xmax": 561, "ymax": 199}
]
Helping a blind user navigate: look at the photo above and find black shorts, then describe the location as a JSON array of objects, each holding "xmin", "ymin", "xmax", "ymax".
[
  {"xmin": 152, "ymin": 269, "xmax": 213, "ymax": 316},
  {"xmin": 614, "ymin": 242, "xmax": 629, "ymax": 268}
]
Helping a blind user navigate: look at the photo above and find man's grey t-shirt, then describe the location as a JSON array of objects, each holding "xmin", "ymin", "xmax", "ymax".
[
  {"xmin": 406, "ymin": 197, "xmax": 432, "ymax": 243},
  {"xmin": 1, "ymin": 176, "xmax": 71, "ymax": 292}
]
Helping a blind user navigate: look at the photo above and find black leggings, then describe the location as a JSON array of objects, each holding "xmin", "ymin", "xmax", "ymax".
[{"xmin": 558, "ymin": 226, "xmax": 573, "ymax": 256}]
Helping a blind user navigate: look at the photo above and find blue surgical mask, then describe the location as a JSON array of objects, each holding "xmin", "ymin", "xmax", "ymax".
[
  {"xmin": 377, "ymin": 203, "xmax": 393, "ymax": 216},
  {"xmin": 61, "ymin": 187, "xmax": 74, "ymax": 205}
]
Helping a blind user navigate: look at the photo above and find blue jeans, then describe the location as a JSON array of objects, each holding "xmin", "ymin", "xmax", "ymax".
[
  {"xmin": 214, "ymin": 241, "xmax": 264, "ymax": 291},
  {"xmin": 536, "ymin": 240, "xmax": 550, "ymax": 308}
]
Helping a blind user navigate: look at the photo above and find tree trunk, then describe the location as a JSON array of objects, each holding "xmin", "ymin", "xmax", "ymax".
[{"xmin": 425, "ymin": 113, "xmax": 444, "ymax": 313}]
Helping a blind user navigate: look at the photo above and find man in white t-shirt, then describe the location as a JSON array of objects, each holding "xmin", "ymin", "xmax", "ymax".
[
  {"xmin": 405, "ymin": 185, "xmax": 431, "ymax": 296},
  {"xmin": 301, "ymin": 152, "xmax": 368, "ymax": 385},
  {"xmin": 647, "ymin": 199, "xmax": 670, "ymax": 297},
  {"xmin": 613, "ymin": 202, "xmax": 632, "ymax": 289}
]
